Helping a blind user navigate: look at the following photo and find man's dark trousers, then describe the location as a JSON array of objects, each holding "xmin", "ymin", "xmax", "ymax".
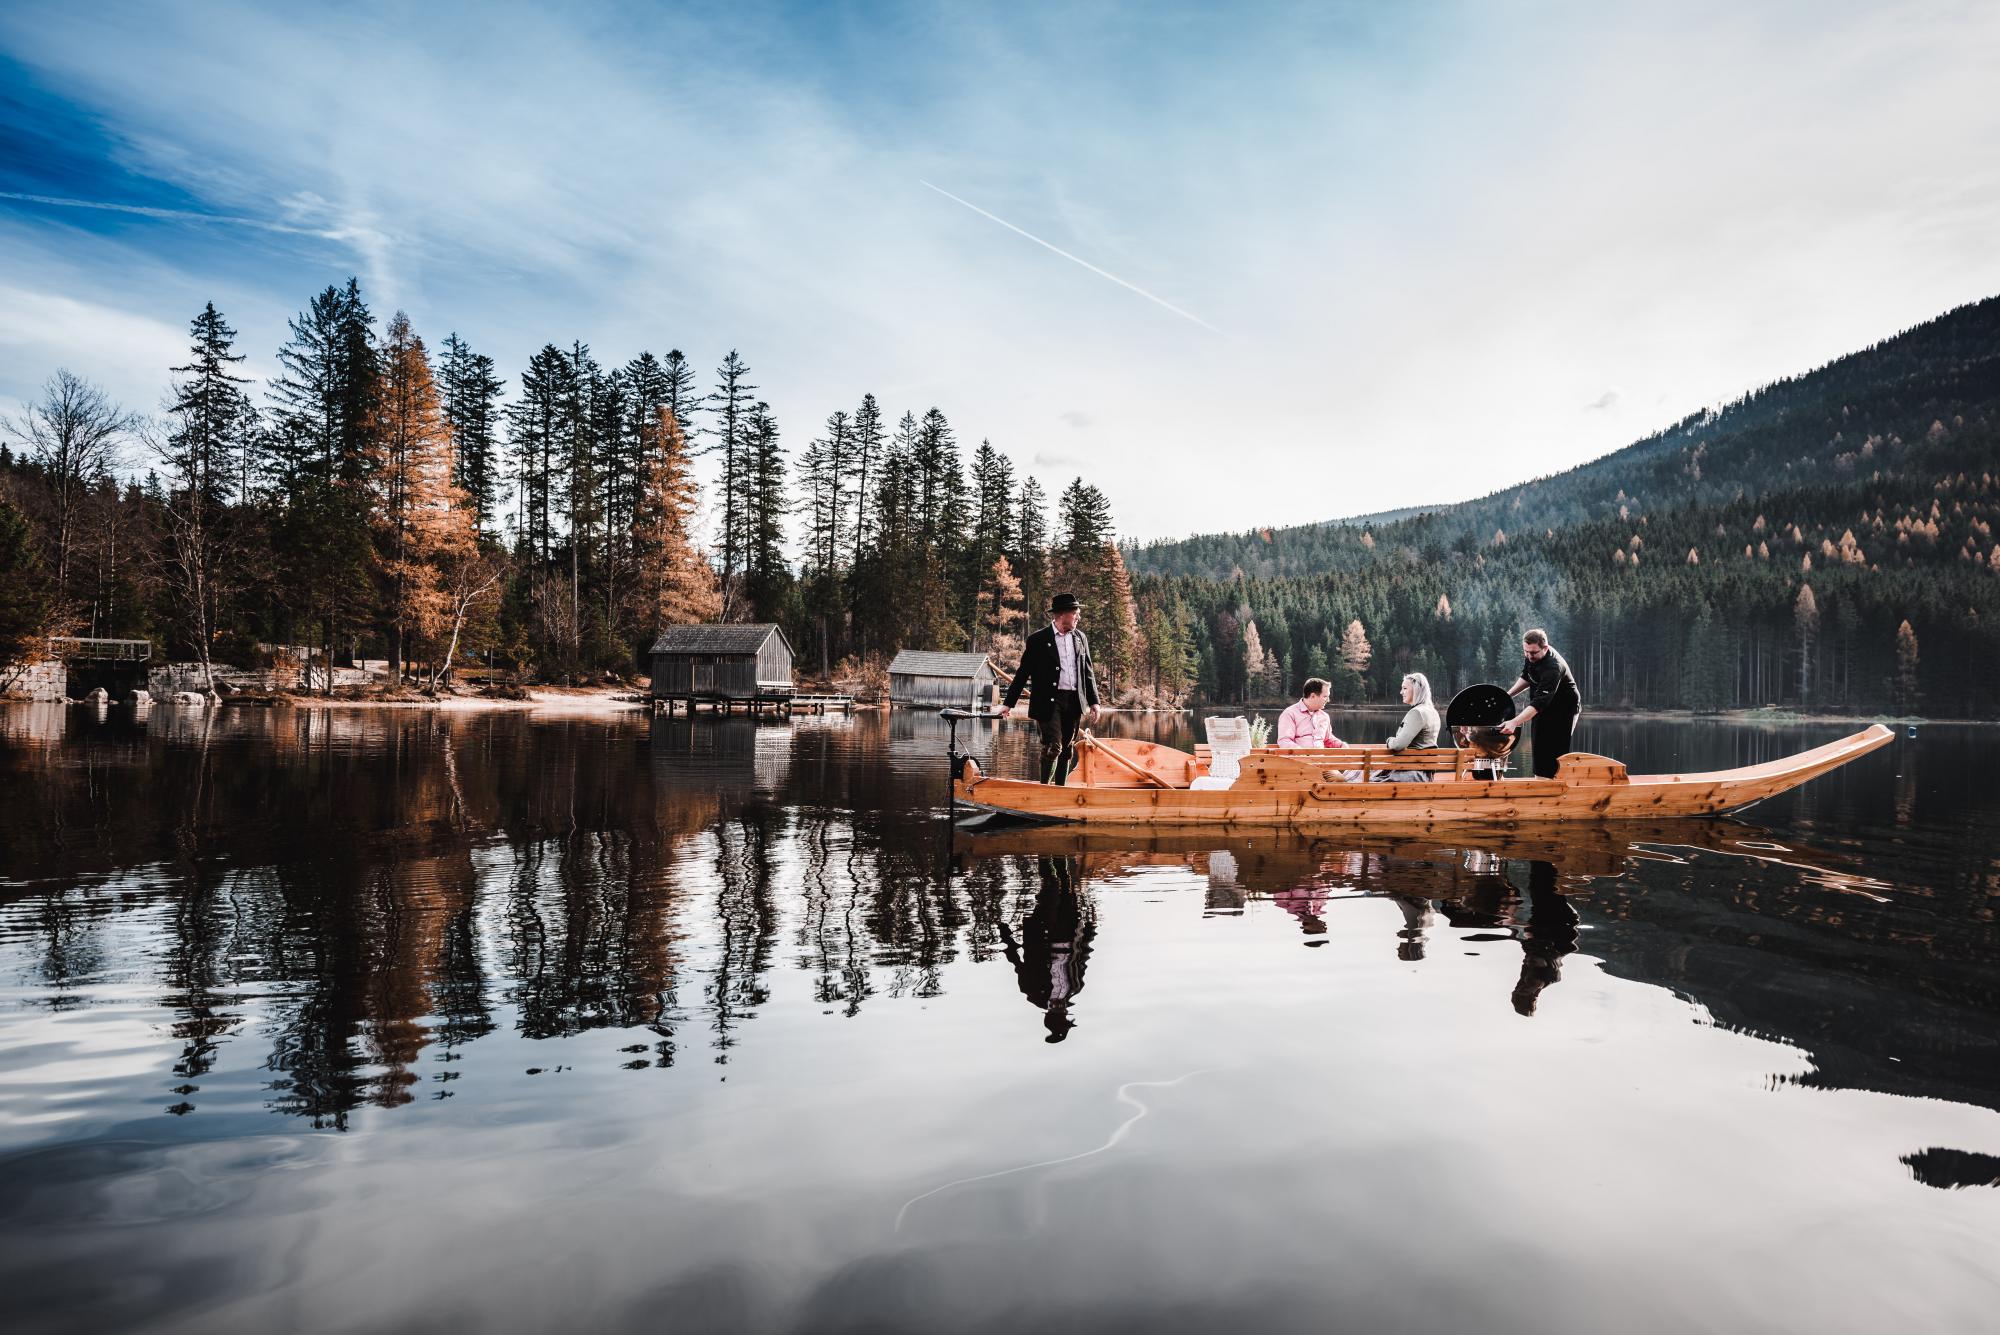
[
  {"xmin": 1531, "ymin": 708, "xmax": 1577, "ymax": 779},
  {"xmin": 1041, "ymin": 690, "xmax": 1085, "ymax": 783}
]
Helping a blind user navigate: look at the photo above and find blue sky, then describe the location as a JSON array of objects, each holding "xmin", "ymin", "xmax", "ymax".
[{"xmin": 4, "ymin": 0, "xmax": 1999, "ymax": 541}]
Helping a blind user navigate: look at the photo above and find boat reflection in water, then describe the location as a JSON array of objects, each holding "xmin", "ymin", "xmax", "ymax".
[{"xmin": 956, "ymin": 819, "xmax": 1890, "ymax": 1022}]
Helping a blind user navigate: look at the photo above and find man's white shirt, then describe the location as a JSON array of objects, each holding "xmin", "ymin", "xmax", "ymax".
[{"xmin": 1055, "ymin": 629, "xmax": 1078, "ymax": 690}]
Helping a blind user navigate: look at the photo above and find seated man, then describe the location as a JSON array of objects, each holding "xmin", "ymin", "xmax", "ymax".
[{"xmin": 1277, "ymin": 678, "xmax": 1346, "ymax": 749}]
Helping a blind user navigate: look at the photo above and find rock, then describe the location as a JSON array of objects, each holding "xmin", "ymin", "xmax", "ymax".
[
  {"xmin": 84, "ymin": 687, "xmax": 109, "ymax": 704},
  {"xmin": 173, "ymin": 690, "xmax": 206, "ymax": 707},
  {"xmin": 214, "ymin": 679, "xmax": 238, "ymax": 696},
  {"xmin": 127, "ymin": 690, "xmax": 152, "ymax": 706}
]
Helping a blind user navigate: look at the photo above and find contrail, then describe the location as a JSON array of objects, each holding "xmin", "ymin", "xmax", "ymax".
[
  {"xmin": 893, "ymin": 1068, "xmax": 1214, "ymax": 1232},
  {"xmin": 921, "ymin": 181, "xmax": 1224, "ymax": 336},
  {"xmin": 0, "ymin": 190, "xmax": 330, "ymax": 238}
]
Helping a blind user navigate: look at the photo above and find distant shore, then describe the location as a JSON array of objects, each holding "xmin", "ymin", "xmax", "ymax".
[{"xmin": 5, "ymin": 692, "xmax": 1984, "ymax": 726}]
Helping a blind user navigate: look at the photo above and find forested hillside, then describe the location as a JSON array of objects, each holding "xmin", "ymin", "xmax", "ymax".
[{"xmin": 1126, "ymin": 296, "xmax": 2000, "ymax": 716}]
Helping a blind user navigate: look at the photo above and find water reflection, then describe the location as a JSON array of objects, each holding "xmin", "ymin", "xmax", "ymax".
[
  {"xmin": 3, "ymin": 704, "xmax": 2000, "ymax": 1333},
  {"xmin": 998, "ymin": 857, "xmax": 1096, "ymax": 1042},
  {"xmin": 1, "ymin": 706, "xmax": 1995, "ymax": 1122}
]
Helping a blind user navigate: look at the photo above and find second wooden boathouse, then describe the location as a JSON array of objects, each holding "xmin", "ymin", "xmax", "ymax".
[{"xmin": 888, "ymin": 649, "xmax": 999, "ymax": 709}]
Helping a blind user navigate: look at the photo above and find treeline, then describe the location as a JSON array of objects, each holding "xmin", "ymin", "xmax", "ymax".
[
  {"xmin": 1141, "ymin": 471, "xmax": 2000, "ymax": 716},
  {"xmin": 0, "ymin": 277, "xmax": 1195, "ymax": 698}
]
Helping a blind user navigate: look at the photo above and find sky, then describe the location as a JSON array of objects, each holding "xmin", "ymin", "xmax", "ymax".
[{"xmin": 3, "ymin": 0, "xmax": 1999, "ymax": 543}]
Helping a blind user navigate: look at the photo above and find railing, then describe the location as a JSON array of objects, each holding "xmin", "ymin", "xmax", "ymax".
[{"xmin": 48, "ymin": 637, "xmax": 153, "ymax": 663}]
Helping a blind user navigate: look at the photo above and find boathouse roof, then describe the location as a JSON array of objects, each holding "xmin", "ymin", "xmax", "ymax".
[
  {"xmin": 649, "ymin": 624, "xmax": 791, "ymax": 656},
  {"xmin": 887, "ymin": 650, "xmax": 993, "ymax": 678}
]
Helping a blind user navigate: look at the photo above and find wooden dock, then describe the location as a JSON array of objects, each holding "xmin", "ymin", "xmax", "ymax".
[{"xmin": 653, "ymin": 691, "xmax": 855, "ymax": 717}]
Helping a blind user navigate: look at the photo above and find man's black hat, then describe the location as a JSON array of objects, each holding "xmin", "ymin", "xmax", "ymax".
[{"xmin": 1049, "ymin": 592, "xmax": 1081, "ymax": 614}]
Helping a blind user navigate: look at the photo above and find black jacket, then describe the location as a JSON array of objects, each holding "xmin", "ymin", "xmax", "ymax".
[
  {"xmin": 1520, "ymin": 648, "xmax": 1581, "ymax": 716},
  {"xmin": 1003, "ymin": 624, "xmax": 1100, "ymax": 722}
]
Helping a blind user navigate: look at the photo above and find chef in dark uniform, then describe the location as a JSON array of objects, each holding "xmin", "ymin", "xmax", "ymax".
[{"xmin": 1499, "ymin": 627, "xmax": 1581, "ymax": 779}]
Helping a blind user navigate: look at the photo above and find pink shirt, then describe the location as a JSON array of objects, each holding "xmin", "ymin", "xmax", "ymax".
[{"xmin": 1277, "ymin": 701, "xmax": 1345, "ymax": 749}]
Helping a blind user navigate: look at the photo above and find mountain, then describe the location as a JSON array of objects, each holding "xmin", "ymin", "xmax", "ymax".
[
  {"xmin": 1123, "ymin": 296, "xmax": 2000, "ymax": 717},
  {"xmin": 1132, "ymin": 296, "xmax": 2000, "ymax": 582}
]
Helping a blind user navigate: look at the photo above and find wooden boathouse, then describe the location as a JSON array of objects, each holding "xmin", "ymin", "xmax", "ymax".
[
  {"xmin": 650, "ymin": 624, "xmax": 797, "ymax": 714},
  {"xmin": 647, "ymin": 624, "xmax": 851, "ymax": 716},
  {"xmin": 888, "ymin": 650, "xmax": 999, "ymax": 710}
]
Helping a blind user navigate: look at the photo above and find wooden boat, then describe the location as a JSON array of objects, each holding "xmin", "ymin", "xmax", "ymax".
[{"xmin": 951, "ymin": 724, "xmax": 1895, "ymax": 827}]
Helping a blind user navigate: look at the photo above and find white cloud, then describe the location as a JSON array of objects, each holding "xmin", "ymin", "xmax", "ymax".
[
  {"xmin": 0, "ymin": 284, "xmax": 188, "ymax": 422},
  {"xmin": 2, "ymin": 1, "xmax": 1998, "ymax": 539}
]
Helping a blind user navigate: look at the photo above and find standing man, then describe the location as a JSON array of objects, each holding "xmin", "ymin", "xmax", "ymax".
[
  {"xmin": 1002, "ymin": 592, "xmax": 1100, "ymax": 783},
  {"xmin": 1500, "ymin": 627, "xmax": 1581, "ymax": 778}
]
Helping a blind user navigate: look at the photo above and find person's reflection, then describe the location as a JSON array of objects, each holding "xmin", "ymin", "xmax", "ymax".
[
  {"xmin": 1272, "ymin": 884, "xmax": 1332, "ymax": 943},
  {"xmin": 1511, "ymin": 861, "xmax": 1580, "ymax": 1017},
  {"xmin": 998, "ymin": 856, "xmax": 1095, "ymax": 1042},
  {"xmin": 1388, "ymin": 894, "xmax": 1433, "ymax": 961}
]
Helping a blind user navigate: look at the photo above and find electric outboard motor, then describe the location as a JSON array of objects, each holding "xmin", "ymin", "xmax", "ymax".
[{"xmin": 1445, "ymin": 684, "xmax": 1517, "ymax": 776}]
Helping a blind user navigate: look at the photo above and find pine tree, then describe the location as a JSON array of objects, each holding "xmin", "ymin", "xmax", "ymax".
[
  {"xmin": 977, "ymin": 554, "xmax": 1028, "ymax": 659},
  {"xmin": 660, "ymin": 350, "xmax": 700, "ymax": 443},
  {"xmin": 170, "ymin": 302, "xmax": 255, "ymax": 508},
  {"xmin": 1095, "ymin": 541, "xmax": 1145, "ymax": 697},
  {"xmin": 1338, "ymin": 618, "xmax": 1372, "ymax": 700},
  {"xmin": 1894, "ymin": 619, "xmax": 1920, "ymax": 713},
  {"xmin": 707, "ymin": 351, "xmax": 757, "ymax": 613},
  {"xmin": 561, "ymin": 341, "xmax": 605, "ymax": 667},
  {"xmin": 439, "ymin": 333, "xmax": 505, "ymax": 532},
  {"xmin": 849, "ymin": 393, "xmax": 884, "ymax": 568},
  {"xmin": 263, "ymin": 279, "xmax": 379, "ymax": 686},
  {"xmin": 913, "ymin": 407, "xmax": 962, "ymax": 548},
  {"xmin": 1052, "ymin": 477, "xmax": 1116, "ymax": 631},
  {"xmin": 742, "ymin": 402, "xmax": 790, "ymax": 622},
  {"xmin": 156, "ymin": 303, "xmax": 255, "ymax": 687},
  {"xmin": 1015, "ymin": 476, "xmax": 1050, "ymax": 623},
  {"xmin": 1241, "ymin": 619, "xmax": 1266, "ymax": 704},
  {"xmin": 800, "ymin": 410, "xmax": 851, "ymax": 575},
  {"xmin": 371, "ymin": 313, "xmax": 458, "ymax": 683},
  {"xmin": 1794, "ymin": 583, "xmax": 1820, "ymax": 706},
  {"xmin": 0, "ymin": 491, "xmax": 51, "ymax": 677},
  {"xmin": 628, "ymin": 406, "xmax": 719, "ymax": 638},
  {"xmin": 505, "ymin": 345, "xmax": 572, "ymax": 562}
]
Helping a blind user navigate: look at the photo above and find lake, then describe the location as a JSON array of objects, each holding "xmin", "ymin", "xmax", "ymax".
[{"xmin": 2, "ymin": 702, "xmax": 1997, "ymax": 1334}]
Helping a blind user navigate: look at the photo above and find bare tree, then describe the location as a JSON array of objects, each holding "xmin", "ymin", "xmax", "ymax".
[
  {"xmin": 4, "ymin": 370, "xmax": 135, "ymax": 612},
  {"xmin": 144, "ymin": 419, "xmax": 222, "ymax": 693}
]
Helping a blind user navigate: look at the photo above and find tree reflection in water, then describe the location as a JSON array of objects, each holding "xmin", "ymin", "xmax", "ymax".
[{"xmin": 1, "ymin": 706, "xmax": 1997, "ymax": 1132}]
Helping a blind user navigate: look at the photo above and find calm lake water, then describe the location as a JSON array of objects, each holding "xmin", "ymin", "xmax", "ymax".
[{"xmin": 2, "ymin": 702, "xmax": 1997, "ymax": 1334}]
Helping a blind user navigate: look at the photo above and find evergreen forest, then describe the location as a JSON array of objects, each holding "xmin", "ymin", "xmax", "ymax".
[{"xmin": 4, "ymin": 283, "xmax": 1997, "ymax": 716}]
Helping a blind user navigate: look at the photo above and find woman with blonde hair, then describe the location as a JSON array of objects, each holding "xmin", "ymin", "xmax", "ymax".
[{"xmin": 1376, "ymin": 672, "xmax": 1441, "ymax": 782}]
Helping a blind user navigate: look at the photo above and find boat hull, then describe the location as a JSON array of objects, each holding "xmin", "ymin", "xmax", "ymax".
[{"xmin": 952, "ymin": 725, "xmax": 1895, "ymax": 827}]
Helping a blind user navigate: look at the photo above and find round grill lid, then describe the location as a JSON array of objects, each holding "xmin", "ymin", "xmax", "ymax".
[{"xmin": 1445, "ymin": 683, "xmax": 1516, "ymax": 728}]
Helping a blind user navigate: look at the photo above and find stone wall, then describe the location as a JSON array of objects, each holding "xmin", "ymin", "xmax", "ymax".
[
  {"xmin": 147, "ymin": 663, "xmax": 302, "ymax": 696},
  {"xmin": 0, "ymin": 662, "xmax": 67, "ymax": 701}
]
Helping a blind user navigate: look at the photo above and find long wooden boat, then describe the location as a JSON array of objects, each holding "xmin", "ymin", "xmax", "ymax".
[{"xmin": 951, "ymin": 724, "xmax": 1895, "ymax": 827}]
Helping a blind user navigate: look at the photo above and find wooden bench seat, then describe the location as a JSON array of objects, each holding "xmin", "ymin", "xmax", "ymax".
[{"xmin": 1194, "ymin": 744, "xmax": 1475, "ymax": 780}]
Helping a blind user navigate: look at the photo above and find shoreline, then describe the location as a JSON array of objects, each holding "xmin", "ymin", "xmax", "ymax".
[{"xmin": 4, "ymin": 693, "xmax": 1984, "ymax": 726}]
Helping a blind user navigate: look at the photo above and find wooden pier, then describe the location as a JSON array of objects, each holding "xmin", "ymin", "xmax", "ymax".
[{"xmin": 653, "ymin": 691, "xmax": 855, "ymax": 717}]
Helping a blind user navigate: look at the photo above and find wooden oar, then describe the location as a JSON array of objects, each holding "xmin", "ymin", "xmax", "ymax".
[{"xmin": 1077, "ymin": 732, "xmax": 1172, "ymax": 788}]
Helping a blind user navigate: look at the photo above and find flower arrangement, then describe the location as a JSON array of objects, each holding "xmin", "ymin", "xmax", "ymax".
[{"xmin": 1248, "ymin": 714, "xmax": 1271, "ymax": 747}]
